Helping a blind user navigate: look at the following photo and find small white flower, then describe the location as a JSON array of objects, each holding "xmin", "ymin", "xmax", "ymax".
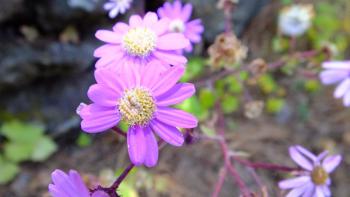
[
  {"xmin": 278, "ymin": 4, "xmax": 314, "ymax": 37},
  {"xmin": 104, "ymin": 0, "xmax": 133, "ymax": 19}
]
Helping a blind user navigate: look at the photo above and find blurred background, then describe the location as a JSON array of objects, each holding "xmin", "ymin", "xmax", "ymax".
[{"xmin": 0, "ymin": 0, "xmax": 349, "ymax": 196}]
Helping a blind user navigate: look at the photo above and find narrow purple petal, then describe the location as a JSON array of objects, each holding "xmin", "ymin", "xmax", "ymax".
[
  {"xmin": 278, "ymin": 176, "xmax": 311, "ymax": 189},
  {"xmin": 334, "ymin": 78, "xmax": 350, "ymax": 98},
  {"xmin": 156, "ymin": 83, "xmax": 195, "ymax": 106},
  {"xmin": 51, "ymin": 170, "xmax": 78, "ymax": 196},
  {"xmin": 80, "ymin": 104, "xmax": 120, "ymax": 133},
  {"xmin": 87, "ymin": 84, "xmax": 119, "ymax": 107},
  {"xmin": 289, "ymin": 146, "xmax": 314, "ymax": 170},
  {"xmin": 343, "ymin": 91, "xmax": 350, "ymax": 106},
  {"xmin": 151, "ymin": 66, "xmax": 184, "ymax": 96},
  {"xmin": 113, "ymin": 22, "xmax": 129, "ymax": 33},
  {"xmin": 150, "ymin": 119, "xmax": 184, "ymax": 146},
  {"xmin": 157, "ymin": 33, "xmax": 190, "ymax": 50},
  {"xmin": 118, "ymin": 62, "xmax": 140, "ymax": 89},
  {"xmin": 315, "ymin": 186, "xmax": 325, "ymax": 197},
  {"xmin": 322, "ymin": 61, "xmax": 350, "ymax": 70},
  {"xmin": 295, "ymin": 145, "xmax": 318, "ymax": 162},
  {"xmin": 301, "ymin": 183, "xmax": 316, "ymax": 197},
  {"xmin": 322, "ymin": 155, "xmax": 341, "ymax": 173},
  {"xmin": 156, "ymin": 107, "xmax": 198, "ymax": 128},
  {"xmin": 95, "ymin": 54, "xmax": 117, "ymax": 69},
  {"xmin": 141, "ymin": 61, "xmax": 163, "ymax": 89},
  {"xmin": 319, "ymin": 70, "xmax": 348, "ymax": 85},
  {"xmin": 143, "ymin": 12, "xmax": 158, "ymax": 26},
  {"xmin": 68, "ymin": 170, "xmax": 90, "ymax": 196},
  {"xmin": 143, "ymin": 127, "xmax": 159, "ymax": 167},
  {"xmin": 127, "ymin": 126, "xmax": 146, "ymax": 165},
  {"xmin": 286, "ymin": 186, "xmax": 308, "ymax": 197},
  {"xmin": 320, "ymin": 186, "xmax": 331, "ymax": 196},
  {"xmin": 152, "ymin": 18, "xmax": 170, "ymax": 36},
  {"xmin": 317, "ymin": 151, "xmax": 329, "ymax": 161},
  {"xmin": 129, "ymin": 15, "xmax": 143, "ymax": 27},
  {"xmin": 94, "ymin": 69, "xmax": 125, "ymax": 94},
  {"xmin": 95, "ymin": 30, "xmax": 121, "ymax": 44},
  {"xmin": 94, "ymin": 44, "xmax": 121, "ymax": 57},
  {"xmin": 173, "ymin": 0, "xmax": 182, "ymax": 16},
  {"xmin": 152, "ymin": 51, "xmax": 187, "ymax": 66},
  {"xmin": 181, "ymin": 3, "xmax": 193, "ymax": 22}
]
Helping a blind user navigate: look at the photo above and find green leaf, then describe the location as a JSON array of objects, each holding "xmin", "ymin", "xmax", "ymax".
[
  {"xmin": 266, "ymin": 98, "xmax": 285, "ymax": 114},
  {"xmin": 31, "ymin": 137, "xmax": 57, "ymax": 161},
  {"xmin": 76, "ymin": 133, "xmax": 92, "ymax": 147},
  {"xmin": 225, "ymin": 76, "xmax": 242, "ymax": 94},
  {"xmin": 177, "ymin": 96, "xmax": 207, "ymax": 121},
  {"xmin": 304, "ymin": 80, "xmax": 321, "ymax": 93},
  {"xmin": 4, "ymin": 142, "xmax": 33, "ymax": 162},
  {"xmin": 199, "ymin": 89, "xmax": 216, "ymax": 109},
  {"xmin": 258, "ymin": 74, "xmax": 278, "ymax": 94},
  {"xmin": 0, "ymin": 159, "xmax": 19, "ymax": 184},
  {"xmin": 117, "ymin": 182, "xmax": 139, "ymax": 197},
  {"xmin": 280, "ymin": 0, "xmax": 292, "ymax": 5},
  {"xmin": 181, "ymin": 57, "xmax": 204, "ymax": 82},
  {"xmin": 272, "ymin": 36, "xmax": 289, "ymax": 53},
  {"xmin": 0, "ymin": 121, "xmax": 44, "ymax": 143},
  {"xmin": 221, "ymin": 95, "xmax": 239, "ymax": 114}
]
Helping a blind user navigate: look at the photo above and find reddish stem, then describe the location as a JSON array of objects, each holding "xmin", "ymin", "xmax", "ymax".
[
  {"xmin": 112, "ymin": 127, "xmax": 126, "ymax": 137},
  {"xmin": 212, "ymin": 167, "xmax": 227, "ymax": 197},
  {"xmin": 232, "ymin": 156, "xmax": 300, "ymax": 172}
]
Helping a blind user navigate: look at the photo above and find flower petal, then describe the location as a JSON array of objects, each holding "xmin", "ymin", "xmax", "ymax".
[
  {"xmin": 289, "ymin": 146, "xmax": 314, "ymax": 170},
  {"xmin": 157, "ymin": 33, "xmax": 190, "ymax": 50},
  {"xmin": 286, "ymin": 186, "xmax": 308, "ymax": 197},
  {"xmin": 129, "ymin": 15, "xmax": 143, "ymax": 27},
  {"xmin": 87, "ymin": 84, "xmax": 119, "ymax": 107},
  {"xmin": 322, "ymin": 61, "xmax": 350, "ymax": 70},
  {"xmin": 278, "ymin": 176, "xmax": 311, "ymax": 189},
  {"xmin": 322, "ymin": 155, "xmax": 342, "ymax": 173},
  {"xmin": 156, "ymin": 83, "xmax": 195, "ymax": 106},
  {"xmin": 113, "ymin": 22, "xmax": 130, "ymax": 33},
  {"xmin": 152, "ymin": 50, "xmax": 187, "ymax": 66},
  {"xmin": 150, "ymin": 119, "xmax": 184, "ymax": 146},
  {"xmin": 315, "ymin": 186, "xmax": 325, "ymax": 197},
  {"xmin": 143, "ymin": 12, "xmax": 158, "ymax": 26},
  {"xmin": 80, "ymin": 104, "xmax": 120, "ymax": 133},
  {"xmin": 127, "ymin": 126, "xmax": 146, "ymax": 165},
  {"xmin": 181, "ymin": 3, "xmax": 193, "ymax": 22},
  {"xmin": 94, "ymin": 44, "xmax": 121, "ymax": 57},
  {"xmin": 156, "ymin": 107, "xmax": 198, "ymax": 128},
  {"xmin": 343, "ymin": 91, "xmax": 350, "ymax": 106},
  {"xmin": 295, "ymin": 145, "xmax": 318, "ymax": 162},
  {"xmin": 152, "ymin": 18, "xmax": 170, "ymax": 35},
  {"xmin": 143, "ymin": 126, "xmax": 159, "ymax": 167},
  {"xmin": 319, "ymin": 70, "xmax": 348, "ymax": 85},
  {"xmin": 334, "ymin": 78, "xmax": 350, "ymax": 98},
  {"xmin": 140, "ymin": 61, "xmax": 163, "ymax": 89},
  {"xmin": 95, "ymin": 30, "xmax": 121, "ymax": 44},
  {"xmin": 151, "ymin": 66, "xmax": 184, "ymax": 96},
  {"xmin": 320, "ymin": 186, "xmax": 331, "ymax": 196},
  {"xmin": 94, "ymin": 69, "xmax": 125, "ymax": 94},
  {"xmin": 68, "ymin": 170, "xmax": 90, "ymax": 196}
]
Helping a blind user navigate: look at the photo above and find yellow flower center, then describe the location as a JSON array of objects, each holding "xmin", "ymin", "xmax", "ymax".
[
  {"xmin": 169, "ymin": 19, "xmax": 185, "ymax": 33},
  {"xmin": 118, "ymin": 88, "xmax": 156, "ymax": 126},
  {"xmin": 122, "ymin": 27, "xmax": 157, "ymax": 57},
  {"xmin": 311, "ymin": 166, "xmax": 328, "ymax": 185}
]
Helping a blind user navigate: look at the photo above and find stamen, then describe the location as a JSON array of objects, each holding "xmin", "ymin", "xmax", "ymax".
[
  {"xmin": 311, "ymin": 166, "xmax": 328, "ymax": 185},
  {"xmin": 122, "ymin": 27, "xmax": 157, "ymax": 57},
  {"xmin": 118, "ymin": 87, "xmax": 156, "ymax": 126},
  {"xmin": 169, "ymin": 19, "xmax": 185, "ymax": 33}
]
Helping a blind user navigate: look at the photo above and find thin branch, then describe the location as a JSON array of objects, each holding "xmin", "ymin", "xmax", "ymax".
[{"xmin": 212, "ymin": 167, "xmax": 227, "ymax": 197}]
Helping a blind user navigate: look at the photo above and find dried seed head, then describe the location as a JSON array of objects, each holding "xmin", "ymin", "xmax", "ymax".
[{"xmin": 244, "ymin": 101, "xmax": 264, "ymax": 119}]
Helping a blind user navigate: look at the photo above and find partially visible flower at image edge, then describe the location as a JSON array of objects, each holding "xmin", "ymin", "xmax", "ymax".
[
  {"xmin": 157, "ymin": 0, "xmax": 204, "ymax": 52},
  {"xmin": 103, "ymin": 0, "xmax": 133, "ymax": 19},
  {"xmin": 77, "ymin": 63, "xmax": 198, "ymax": 167},
  {"xmin": 278, "ymin": 4, "xmax": 314, "ymax": 37},
  {"xmin": 49, "ymin": 169, "xmax": 109, "ymax": 197},
  {"xmin": 319, "ymin": 61, "xmax": 350, "ymax": 107},
  {"xmin": 279, "ymin": 145, "xmax": 341, "ymax": 197},
  {"xmin": 94, "ymin": 12, "xmax": 190, "ymax": 70}
]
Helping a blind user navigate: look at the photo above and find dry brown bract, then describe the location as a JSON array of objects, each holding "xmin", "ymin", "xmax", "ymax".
[{"xmin": 208, "ymin": 33, "xmax": 247, "ymax": 69}]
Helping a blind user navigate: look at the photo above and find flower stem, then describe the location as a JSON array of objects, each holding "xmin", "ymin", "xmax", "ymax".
[
  {"xmin": 112, "ymin": 127, "xmax": 126, "ymax": 137},
  {"xmin": 232, "ymin": 156, "xmax": 300, "ymax": 172},
  {"xmin": 212, "ymin": 167, "xmax": 227, "ymax": 197}
]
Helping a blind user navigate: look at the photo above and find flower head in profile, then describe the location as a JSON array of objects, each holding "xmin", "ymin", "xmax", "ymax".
[
  {"xmin": 279, "ymin": 145, "xmax": 341, "ymax": 197},
  {"xmin": 49, "ymin": 169, "xmax": 109, "ymax": 197},
  {"xmin": 103, "ymin": 0, "xmax": 133, "ymax": 19},
  {"xmin": 278, "ymin": 4, "xmax": 314, "ymax": 37},
  {"xmin": 319, "ymin": 61, "xmax": 350, "ymax": 106},
  {"xmin": 94, "ymin": 12, "xmax": 190, "ymax": 70},
  {"xmin": 157, "ymin": 0, "xmax": 204, "ymax": 52},
  {"xmin": 77, "ymin": 63, "xmax": 198, "ymax": 167}
]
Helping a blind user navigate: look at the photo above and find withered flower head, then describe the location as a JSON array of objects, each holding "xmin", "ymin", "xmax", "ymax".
[{"xmin": 244, "ymin": 100, "xmax": 264, "ymax": 119}]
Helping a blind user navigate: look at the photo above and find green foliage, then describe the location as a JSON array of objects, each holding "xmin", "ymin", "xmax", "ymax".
[
  {"xmin": 221, "ymin": 95, "xmax": 239, "ymax": 114},
  {"xmin": 177, "ymin": 96, "xmax": 208, "ymax": 121},
  {"xmin": 266, "ymin": 98, "xmax": 285, "ymax": 114},
  {"xmin": 181, "ymin": 57, "xmax": 204, "ymax": 82},
  {"xmin": 76, "ymin": 133, "xmax": 92, "ymax": 147},
  {"xmin": 272, "ymin": 37, "xmax": 290, "ymax": 53},
  {"xmin": 258, "ymin": 74, "xmax": 278, "ymax": 94},
  {"xmin": 0, "ymin": 155, "xmax": 19, "ymax": 184},
  {"xmin": 199, "ymin": 89, "xmax": 216, "ymax": 109},
  {"xmin": 0, "ymin": 121, "xmax": 57, "ymax": 184},
  {"xmin": 280, "ymin": 0, "xmax": 292, "ymax": 5},
  {"xmin": 116, "ymin": 168, "xmax": 139, "ymax": 197},
  {"xmin": 304, "ymin": 80, "xmax": 321, "ymax": 93}
]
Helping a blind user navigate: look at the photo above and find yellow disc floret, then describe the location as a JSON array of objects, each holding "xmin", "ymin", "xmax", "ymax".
[
  {"xmin": 122, "ymin": 27, "xmax": 157, "ymax": 57},
  {"xmin": 311, "ymin": 166, "xmax": 328, "ymax": 185},
  {"xmin": 118, "ymin": 87, "xmax": 156, "ymax": 126}
]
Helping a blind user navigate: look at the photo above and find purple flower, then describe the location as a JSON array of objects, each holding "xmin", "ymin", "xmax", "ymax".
[
  {"xmin": 77, "ymin": 64, "xmax": 198, "ymax": 167},
  {"xmin": 49, "ymin": 169, "xmax": 109, "ymax": 197},
  {"xmin": 94, "ymin": 12, "xmax": 190, "ymax": 70},
  {"xmin": 157, "ymin": 0, "xmax": 204, "ymax": 52},
  {"xmin": 279, "ymin": 145, "xmax": 342, "ymax": 197},
  {"xmin": 319, "ymin": 61, "xmax": 350, "ymax": 106},
  {"xmin": 103, "ymin": 0, "xmax": 133, "ymax": 19}
]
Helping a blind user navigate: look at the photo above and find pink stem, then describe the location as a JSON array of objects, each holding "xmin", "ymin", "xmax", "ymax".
[
  {"xmin": 212, "ymin": 167, "xmax": 227, "ymax": 197},
  {"xmin": 232, "ymin": 156, "xmax": 300, "ymax": 172}
]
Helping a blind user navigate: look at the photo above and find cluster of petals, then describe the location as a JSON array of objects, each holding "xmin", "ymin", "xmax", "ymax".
[
  {"xmin": 157, "ymin": 0, "xmax": 204, "ymax": 52},
  {"xmin": 279, "ymin": 145, "xmax": 341, "ymax": 197},
  {"xmin": 94, "ymin": 12, "xmax": 190, "ymax": 70},
  {"xmin": 103, "ymin": 0, "xmax": 133, "ymax": 19},
  {"xmin": 77, "ymin": 63, "xmax": 198, "ymax": 167},
  {"xmin": 49, "ymin": 169, "xmax": 108, "ymax": 197},
  {"xmin": 319, "ymin": 61, "xmax": 350, "ymax": 106}
]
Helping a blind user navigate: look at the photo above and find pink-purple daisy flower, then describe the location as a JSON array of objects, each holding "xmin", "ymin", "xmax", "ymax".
[
  {"xmin": 279, "ymin": 145, "xmax": 341, "ymax": 197},
  {"xmin": 157, "ymin": 0, "xmax": 204, "ymax": 52},
  {"xmin": 94, "ymin": 12, "xmax": 190, "ymax": 70},
  {"xmin": 77, "ymin": 63, "xmax": 198, "ymax": 167},
  {"xmin": 319, "ymin": 61, "xmax": 350, "ymax": 106},
  {"xmin": 49, "ymin": 169, "xmax": 109, "ymax": 197}
]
